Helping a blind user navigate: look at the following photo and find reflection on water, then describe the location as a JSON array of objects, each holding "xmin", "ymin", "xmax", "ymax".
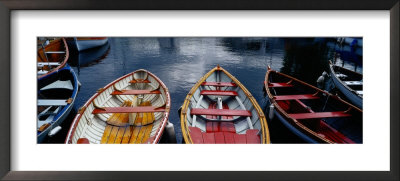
[
  {"xmin": 280, "ymin": 38, "xmax": 332, "ymax": 84},
  {"xmin": 68, "ymin": 41, "xmax": 111, "ymax": 72},
  {"xmin": 43, "ymin": 37, "xmax": 362, "ymax": 143}
]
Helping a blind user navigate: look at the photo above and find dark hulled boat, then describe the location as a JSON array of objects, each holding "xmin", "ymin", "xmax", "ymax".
[{"xmin": 264, "ymin": 67, "xmax": 362, "ymax": 143}]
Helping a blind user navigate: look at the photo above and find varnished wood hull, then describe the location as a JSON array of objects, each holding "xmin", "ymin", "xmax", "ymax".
[
  {"xmin": 264, "ymin": 68, "xmax": 362, "ymax": 143},
  {"xmin": 65, "ymin": 69, "xmax": 170, "ymax": 144},
  {"xmin": 37, "ymin": 38, "xmax": 69, "ymax": 78},
  {"xmin": 180, "ymin": 66, "xmax": 270, "ymax": 144}
]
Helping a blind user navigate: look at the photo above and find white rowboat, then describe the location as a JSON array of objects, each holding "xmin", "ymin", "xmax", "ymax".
[{"xmin": 65, "ymin": 69, "xmax": 171, "ymax": 144}]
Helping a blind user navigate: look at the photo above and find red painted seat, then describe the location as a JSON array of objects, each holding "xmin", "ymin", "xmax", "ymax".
[
  {"xmin": 206, "ymin": 122, "xmax": 219, "ymax": 133},
  {"xmin": 206, "ymin": 103, "xmax": 233, "ymax": 119},
  {"xmin": 92, "ymin": 106, "xmax": 166, "ymax": 114},
  {"xmin": 234, "ymin": 134, "xmax": 247, "ymax": 144},
  {"xmin": 189, "ymin": 127, "xmax": 204, "ymax": 144},
  {"xmin": 268, "ymin": 83, "xmax": 293, "ymax": 88},
  {"xmin": 274, "ymin": 94, "xmax": 319, "ymax": 101},
  {"xmin": 189, "ymin": 127, "xmax": 260, "ymax": 144},
  {"xmin": 214, "ymin": 132, "xmax": 225, "ymax": 144},
  {"xmin": 191, "ymin": 108, "xmax": 252, "ymax": 117},
  {"xmin": 111, "ymin": 89, "xmax": 161, "ymax": 95},
  {"xmin": 129, "ymin": 79, "xmax": 150, "ymax": 84},
  {"xmin": 223, "ymin": 132, "xmax": 235, "ymax": 143},
  {"xmin": 206, "ymin": 122, "xmax": 236, "ymax": 133},
  {"xmin": 200, "ymin": 90, "xmax": 238, "ymax": 96},
  {"xmin": 202, "ymin": 132, "xmax": 215, "ymax": 144},
  {"xmin": 201, "ymin": 82, "xmax": 237, "ymax": 87},
  {"xmin": 289, "ymin": 111, "xmax": 351, "ymax": 120}
]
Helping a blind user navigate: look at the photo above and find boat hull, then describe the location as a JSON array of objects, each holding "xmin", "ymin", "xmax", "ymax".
[
  {"xmin": 329, "ymin": 62, "xmax": 363, "ymax": 109},
  {"xmin": 37, "ymin": 65, "xmax": 79, "ymax": 143},
  {"xmin": 265, "ymin": 98, "xmax": 319, "ymax": 143},
  {"xmin": 76, "ymin": 37, "xmax": 108, "ymax": 51}
]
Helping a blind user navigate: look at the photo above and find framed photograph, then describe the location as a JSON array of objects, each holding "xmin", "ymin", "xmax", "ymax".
[{"xmin": 0, "ymin": 0, "xmax": 398, "ymax": 180}]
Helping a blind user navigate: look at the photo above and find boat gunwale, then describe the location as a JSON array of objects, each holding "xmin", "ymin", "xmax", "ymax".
[
  {"xmin": 180, "ymin": 66, "xmax": 270, "ymax": 144},
  {"xmin": 37, "ymin": 38, "xmax": 69, "ymax": 79},
  {"xmin": 264, "ymin": 68, "xmax": 362, "ymax": 144},
  {"xmin": 65, "ymin": 69, "xmax": 171, "ymax": 144},
  {"xmin": 328, "ymin": 60, "xmax": 363, "ymax": 98}
]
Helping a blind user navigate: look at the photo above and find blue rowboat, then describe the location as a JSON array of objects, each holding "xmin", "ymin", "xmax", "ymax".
[{"xmin": 37, "ymin": 65, "xmax": 79, "ymax": 143}]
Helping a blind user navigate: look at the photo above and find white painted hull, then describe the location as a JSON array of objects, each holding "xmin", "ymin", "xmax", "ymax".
[{"xmin": 329, "ymin": 61, "xmax": 363, "ymax": 109}]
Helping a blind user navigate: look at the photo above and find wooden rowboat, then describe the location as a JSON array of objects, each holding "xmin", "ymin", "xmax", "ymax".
[
  {"xmin": 65, "ymin": 69, "xmax": 171, "ymax": 144},
  {"xmin": 264, "ymin": 67, "xmax": 362, "ymax": 143},
  {"xmin": 180, "ymin": 65, "xmax": 270, "ymax": 144},
  {"xmin": 329, "ymin": 61, "xmax": 363, "ymax": 109},
  {"xmin": 37, "ymin": 38, "xmax": 69, "ymax": 78},
  {"xmin": 38, "ymin": 65, "xmax": 79, "ymax": 143},
  {"xmin": 75, "ymin": 37, "xmax": 108, "ymax": 51}
]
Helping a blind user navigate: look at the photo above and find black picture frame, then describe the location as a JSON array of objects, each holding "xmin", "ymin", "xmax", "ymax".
[{"xmin": 0, "ymin": 0, "xmax": 398, "ymax": 180}]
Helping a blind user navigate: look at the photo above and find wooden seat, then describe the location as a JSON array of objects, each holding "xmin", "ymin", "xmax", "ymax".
[
  {"xmin": 189, "ymin": 127, "xmax": 204, "ymax": 143},
  {"xmin": 206, "ymin": 102, "xmax": 233, "ymax": 119},
  {"xmin": 274, "ymin": 94, "xmax": 319, "ymax": 101},
  {"xmin": 93, "ymin": 106, "xmax": 165, "ymax": 114},
  {"xmin": 344, "ymin": 81, "xmax": 363, "ymax": 86},
  {"xmin": 45, "ymin": 51, "xmax": 66, "ymax": 54},
  {"xmin": 37, "ymin": 62, "xmax": 61, "ymax": 67},
  {"xmin": 111, "ymin": 89, "xmax": 161, "ymax": 95},
  {"xmin": 101, "ymin": 101, "xmax": 155, "ymax": 144},
  {"xmin": 246, "ymin": 129, "xmax": 261, "ymax": 144},
  {"xmin": 289, "ymin": 111, "xmax": 351, "ymax": 120},
  {"xmin": 188, "ymin": 127, "xmax": 260, "ymax": 144},
  {"xmin": 129, "ymin": 79, "xmax": 150, "ymax": 84},
  {"xmin": 335, "ymin": 73, "xmax": 348, "ymax": 79},
  {"xmin": 200, "ymin": 90, "xmax": 238, "ymax": 96},
  {"xmin": 268, "ymin": 82, "xmax": 293, "ymax": 88},
  {"xmin": 191, "ymin": 108, "xmax": 251, "ymax": 117},
  {"xmin": 202, "ymin": 132, "xmax": 216, "ymax": 144},
  {"xmin": 201, "ymin": 82, "xmax": 237, "ymax": 87},
  {"xmin": 38, "ymin": 99, "xmax": 68, "ymax": 106},
  {"xmin": 206, "ymin": 122, "xmax": 236, "ymax": 133}
]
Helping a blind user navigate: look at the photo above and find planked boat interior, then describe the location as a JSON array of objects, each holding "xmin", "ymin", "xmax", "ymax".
[
  {"xmin": 265, "ymin": 68, "xmax": 362, "ymax": 143},
  {"xmin": 65, "ymin": 69, "xmax": 170, "ymax": 144},
  {"xmin": 181, "ymin": 65, "xmax": 270, "ymax": 144},
  {"xmin": 37, "ymin": 38, "xmax": 69, "ymax": 78},
  {"xmin": 329, "ymin": 61, "xmax": 363, "ymax": 108},
  {"xmin": 38, "ymin": 65, "xmax": 79, "ymax": 143}
]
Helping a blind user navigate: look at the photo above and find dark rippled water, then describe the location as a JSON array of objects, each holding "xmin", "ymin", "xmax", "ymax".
[{"xmin": 42, "ymin": 37, "xmax": 362, "ymax": 144}]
